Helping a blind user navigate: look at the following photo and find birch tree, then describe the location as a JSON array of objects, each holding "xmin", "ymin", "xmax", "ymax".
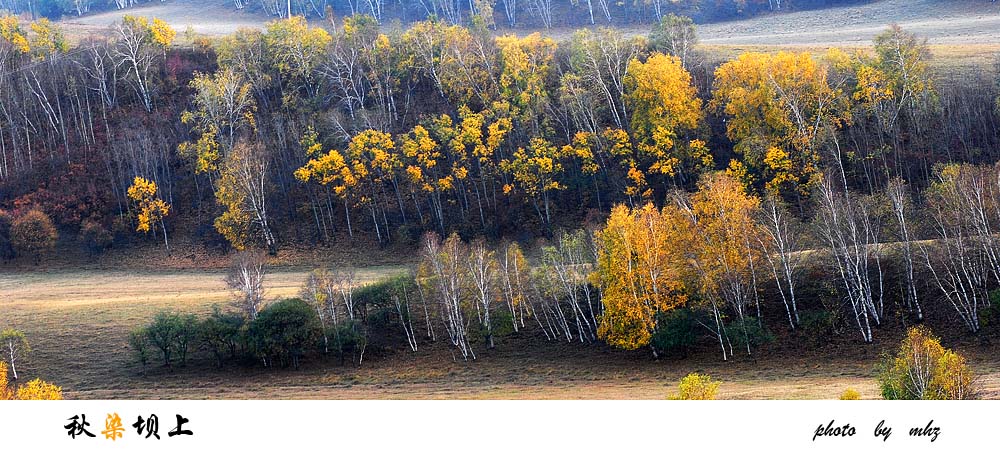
[
  {"xmin": 564, "ymin": 28, "xmax": 642, "ymax": 130},
  {"xmin": 127, "ymin": 176, "xmax": 171, "ymax": 252},
  {"xmin": 594, "ymin": 203, "xmax": 689, "ymax": 352},
  {"xmin": 0, "ymin": 329, "xmax": 29, "ymax": 381},
  {"xmin": 225, "ymin": 249, "xmax": 267, "ymax": 321},
  {"xmin": 711, "ymin": 51, "xmax": 846, "ymax": 198},
  {"xmin": 215, "ymin": 141, "xmax": 277, "ymax": 253},
  {"xmin": 112, "ymin": 16, "xmax": 173, "ymax": 113},
  {"xmin": 886, "ymin": 177, "xmax": 922, "ymax": 321},
  {"xmin": 301, "ymin": 269, "xmax": 333, "ymax": 353},
  {"xmin": 182, "ymin": 68, "xmax": 257, "ymax": 151},
  {"xmin": 466, "ymin": 238, "xmax": 499, "ymax": 348},
  {"xmin": 420, "ymin": 232, "xmax": 475, "ymax": 360},
  {"xmin": 757, "ymin": 194, "xmax": 802, "ymax": 330},
  {"xmin": 684, "ymin": 173, "xmax": 765, "ymax": 357},
  {"xmin": 921, "ymin": 164, "xmax": 989, "ymax": 333},
  {"xmin": 499, "ymin": 241, "xmax": 532, "ymax": 332},
  {"xmin": 541, "ymin": 230, "xmax": 599, "ymax": 343},
  {"xmin": 815, "ymin": 177, "xmax": 886, "ymax": 343},
  {"xmin": 332, "ymin": 268, "xmax": 358, "ymax": 321},
  {"xmin": 650, "ymin": 14, "xmax": 698, "ymax": 70}
]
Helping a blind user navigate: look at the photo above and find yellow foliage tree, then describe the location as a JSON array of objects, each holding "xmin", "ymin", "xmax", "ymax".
[
  {"xmin": 182, "ymin": 67, "xmax": 257, "ymax": 150},
  {"xmin": 347, "ymin": 129, "xmax": 400, "ymax": 243},
  {"xmin": 28, "ymin": 19, "xmax": 68, "ymax": 58},
  {"xmin": 685, "ymin": 172, "xmax": 765, "ymax": 359},
  {"xmin": 150, "ymin": 18, "xmax": 176, "ymax": 50},
  {"xmin": 594, "ymin": 203, "xmax": 690, "ymax": 351},
  {"xmin": 497, "ymin": 32, "xmax": 557, "ymax": 131},
  {"xmin": 624, "ymin": 52, "xmax": 707, "ymax": 186},
  {"xmin": 214, "ymin": 141, "xmax": 275, "ymax": 252},
  {"xmin": 404, "ymin": 19, "xmax": 500, "ymax": 109},
  {"xmin": 878, "ymin": 326, "xmax": 977, "ymax": 400},
  {"xmin": 560, "ymin": 131, "xmax": 600, "ymax": 176},
  {"xmin": 400, "ymin": 124, "xmax": 449, "ymax": 232},
  {"xmin": 178, "ymin": 126, "xmax": 221, "ymax": 174},
  {"xmin": 297, "ymin": 130, "xmax": 400, "ymax": 243},
  {"xmin": 851, "ymin": 25, "xmax": 935, "ymax": 136},
  {"xmin": 127, "ymin": 177, "xmax": 171, "ymax": 252},
  {"xmin": 499, "ymin": 137, "xmax": 566, "ymax": 226},
  {"xmin": 711, "ymin": 51, "xmax": 847, "ymax": 197},
  {"xmin": 599, "ymin": 127, "xmax": 650, "ymax": 202},
  {"xmin": 0, "ymin": 361, "xmax": 63, "ymax": 400},
  {"xmin": 0, "ymin": 15, "xmax": 29, "ymax": 54},
  {"xmin": 263, "ymin": 16, "xmax": 332, "ymax": 99}
]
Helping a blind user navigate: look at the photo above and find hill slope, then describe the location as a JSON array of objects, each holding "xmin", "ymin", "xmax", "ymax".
[
  {"xmin": 699, "ymin": 0, "xmax": 1000, "ymax": 46},
  {"xmin": 55, "ymin": 0, "xmax": 1000, "ymax": 46},
  {"xmin": 57, "ymin": 0, "xmax": 270, "ymax": 38}
]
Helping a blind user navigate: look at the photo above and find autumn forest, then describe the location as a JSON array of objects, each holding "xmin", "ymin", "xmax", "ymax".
[{"xmin": 1, "ymin": 2, "xmax": 999, "ymax": 400}]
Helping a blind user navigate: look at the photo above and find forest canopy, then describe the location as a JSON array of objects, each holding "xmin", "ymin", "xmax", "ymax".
[{"xmin": 0, "ymin": 11, "xmax": 998, "ymax": 366}]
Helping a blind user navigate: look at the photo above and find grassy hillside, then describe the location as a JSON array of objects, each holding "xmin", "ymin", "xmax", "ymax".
[
  {"xmin": 55, "ymin": 0, "xmax": 1000, "ymax": 45},
  {"xmin": 698, "ymin": 0, "xmax": 1000, "ymax": 46}
]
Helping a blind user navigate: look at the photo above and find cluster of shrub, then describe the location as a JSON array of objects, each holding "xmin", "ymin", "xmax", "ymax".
[
  {"xmin": 129, "ymin": 299, "xmax": 365, "ymax": 372},
  {"xmin": 128, "ymin": 274, "xmax": 425, "ymax": 372},
  {"xmin": 0, "ymin": 207, "xmax": 120, "ymax": 263}
]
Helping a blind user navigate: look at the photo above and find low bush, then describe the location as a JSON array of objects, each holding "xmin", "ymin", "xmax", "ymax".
[
  {"xmin": 0, "ymin": 210, "xmax": 13, "ymax": 262},
  {"xmin": 328, "ymin": 319, "xmax": 366, "ymax": 366},
  {"xmin": 725, "ymin": 317, "xmax": 774, "ymax": 356},
  {"xmin": 839, "ymin": 388, "xmax": 861, "ymax": 400},
  {"xmin": 128, "ymin": 328, "xmax": 151, "ymax": 375},
  {"xmin": 651, "ymin": 308, "xmax": 698, "ymax": 357},
  {"xmin": 79, "ymin": 220, "xmax": 113, "ymax": 255},
  {"xmin": 983, "ymin": 288, "xmax": 1000, "ymax": 328},
  {"xmin": 141, "ymin": 312, "xmax": 199, "ymax": 368},
  {"xmin": 10, "ymin": 209, "xmax": 57, "ymax": 260},
  {"xmin": 800, "ymin": 308, "xmax": 837, "ymax": 342},
  {"xmin": 354, "ymin": 274, "xmax": 417, "ymax": 311},
  {"xmin": 669, "ymin": 373, "xmax": 720, "ymax": 400}
]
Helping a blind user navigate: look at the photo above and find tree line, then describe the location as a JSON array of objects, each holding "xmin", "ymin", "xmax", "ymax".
[{"xmin": 129, "ymin": 159, "xmax": 1000, "ymax": 371}]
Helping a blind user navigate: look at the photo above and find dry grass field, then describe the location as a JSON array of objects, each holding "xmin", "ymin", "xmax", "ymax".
[
  {"xmin": 56, "ymin": 0, "xmax": 1000, "ymax": 47},
  {"xmin": 57, "ymin": 0, "xmax": 270, "ymax": 39},
  {"xmin": 2, "ymin": 267, "xmax": 1000, "ymax": 399},
  {"xmin": 697, "ymin": 0, "xmax": 1000, "ymax": 47}
]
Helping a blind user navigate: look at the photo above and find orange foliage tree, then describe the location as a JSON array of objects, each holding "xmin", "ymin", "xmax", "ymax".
[{"xmin": 593, "ymin": 203, "xmax": 690, "ymax": 352}]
